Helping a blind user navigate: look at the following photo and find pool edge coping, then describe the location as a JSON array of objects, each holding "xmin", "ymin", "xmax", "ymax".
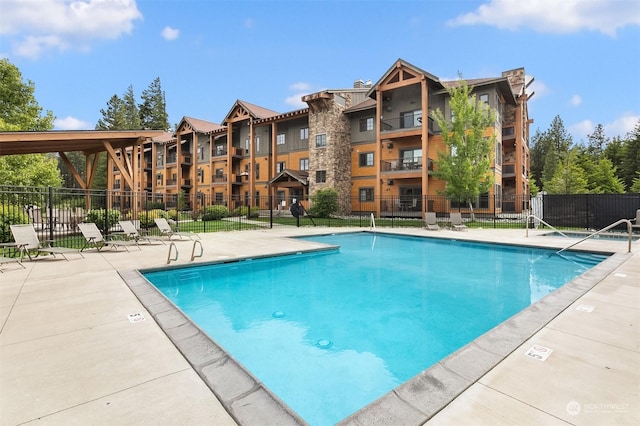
[{"xmin": 118, "ymin": 237, "xmax": 631, "ymax": 426}]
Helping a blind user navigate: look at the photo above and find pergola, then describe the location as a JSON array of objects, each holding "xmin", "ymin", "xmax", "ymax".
[{"xmin": 0, "ymin": 130, "xmax": 163, "ymax": 190}]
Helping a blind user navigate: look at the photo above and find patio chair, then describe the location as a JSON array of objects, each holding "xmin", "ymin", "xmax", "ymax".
[
  {"xmin": 424, "ymin": 212, "xmax": 440, "ymax": 230},
  {"xmin": 154, "ymin": 218, "xmax": 199, "ymax": 240},
  {"xmin": 118, "ymin": 220, "xmax": 166, "ymax": 245},
  {"xmin": 9, "ymin": 224, "xmax": 84, "ymax": 261},
  {"xmin": 0, "ymin": 250, "xmax": 25, "ymax": 272},
  {"xmin": 449, "ymin": 212, "xmax": 468, "ymax": 231},
  {"xmin": 78, "ymin": 222, "xmax": 140, "ymax": 252},
  {"xmin": 632, "ymin": 209, "xmax": 640, "ymax": 231}
]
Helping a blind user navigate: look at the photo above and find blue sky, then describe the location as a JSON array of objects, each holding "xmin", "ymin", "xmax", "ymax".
[{"xmin": 1, "ymin": 0, "xmax": 639, "ymax": 144}]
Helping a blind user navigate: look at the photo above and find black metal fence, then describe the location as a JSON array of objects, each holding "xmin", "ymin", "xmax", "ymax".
[{"xmin": 1, "ymin": 186, "xmax": 638, "ymax": 248}]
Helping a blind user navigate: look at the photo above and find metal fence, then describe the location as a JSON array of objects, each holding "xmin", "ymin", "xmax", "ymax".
[{"xmin": 1, "ymin": 185, "xmax": 638, "ymax": 248}]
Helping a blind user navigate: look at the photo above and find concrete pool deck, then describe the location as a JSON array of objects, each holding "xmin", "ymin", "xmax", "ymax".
[{"xmin": 0, "ymin": 227, "xmax": 638, "ymax": 425}]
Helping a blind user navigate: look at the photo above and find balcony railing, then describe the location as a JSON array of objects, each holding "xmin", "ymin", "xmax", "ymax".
[
  {"xmin": 503, "ymin": 163, "xmax": 516, "ymax": 177},
  {"xmin": 381, "ymin": 156, "xmax": 432, "ymax": 172},
  {"xmin": 502, "ymin": 126, "xmax": 515, "ymax": 139},
  {"xmin": 181, "ymin": 154, "xmax": 192, "ymax": 165},
  {"xmin": 166, "ymin": 179, "xmax": 177, "ymax": 186},
  {"xmin": 381, "ymin": 115, "xmax": 437, "ymax": 133},
  {"xmin": 213, "ymin": 147, "xmax": 228, "ymax": 157},
  {"xmin": 212, "ymin": 174, "xmax": 227, "ymax": 183}
]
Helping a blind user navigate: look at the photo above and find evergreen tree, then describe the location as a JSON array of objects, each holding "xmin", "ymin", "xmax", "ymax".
[
  {"xmin": 0, "ymin": 59, "xmax": 60, "ymax": 187},
  {"xmin": 530, "ymin": 115, "xmax": 573, "ymax": 191},
  {"xmin": 586, "ymin": 124, "xmax": 609, "ymax": 159},
  {"xmin": 95, "ymin": 94, "xmax": 127, "ymax": 130},
  {"xmin": 545, "ymin": 152, "xmax": 588, "ymax": 194},
  {"xmin": 588, "ymin": 158, "xmax": 625, "ymax": 193},
  {"xmin": 620, "ymin": 120, "xmax": 640, "ymax": 191},
  {"xmin": 122, "ymin": 85, "xmax": 142, "ymax": 130},
  {"xmin": 431, "ymin": 78, "xmax": 495, "ymax": 215},
  {"xmin": 139, "ymin": 77, "xmax": 169, "ymax": 130}
]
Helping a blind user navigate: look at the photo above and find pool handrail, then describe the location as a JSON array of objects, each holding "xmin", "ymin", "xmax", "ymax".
[
  {"xmin": 370, "ymin": 213, "xmax": 376, "ymax": 231},
  {"xmin": 557, "ymin": 219, "xmax": 633, "ymax": 254},
  {"xmin": 525, "ymin": 214, "xmax": 569, "ymax": 238},
  {"xmin": 190, "ymin": 239, "xmax": 203, "ymax": 261},
  {"xmin": 166, "ymin": 242, "xmax": 178, "ymax": 264}
]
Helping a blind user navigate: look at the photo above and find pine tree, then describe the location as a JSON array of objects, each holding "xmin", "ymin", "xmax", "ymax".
[
  {"xmin": 139, "ymin": 77, "xmax": 169, "ymax": 130},
  {"xmin": 530, "ymin": 115, "xmax": 573, "ymax": 191},
  {"xmin": 620, "ymin": 120, "xmax": 640, "ymax": 191},
  {"xmin": 545, "ymin": 152, "xmax": 588, "ymax": 194},
  {"xmin": 122, "ymin": 85, "xmax": 142, "ymax": 130},
  {"xmin": 95, "ymin": 95, "xmax": 127, "ymax": 130}
]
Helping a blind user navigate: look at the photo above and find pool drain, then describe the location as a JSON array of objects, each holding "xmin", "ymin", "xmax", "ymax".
[
  {"xmin": 272, "ymin": 311, "xmax": 286, "ymax": 318},
  {"xmin": 316, "ymin": 339, "xmax": 333, "ymax": 349}
]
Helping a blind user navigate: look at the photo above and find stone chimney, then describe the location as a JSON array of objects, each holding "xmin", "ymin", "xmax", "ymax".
[{"xmin": 353, "ymin": 79, "xmax": 365, "ymax": 89}]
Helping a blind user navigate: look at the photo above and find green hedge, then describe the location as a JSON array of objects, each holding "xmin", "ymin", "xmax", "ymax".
[{"xmin": 202, "ymin": 205, "xmax": 230, "ymax": 221}]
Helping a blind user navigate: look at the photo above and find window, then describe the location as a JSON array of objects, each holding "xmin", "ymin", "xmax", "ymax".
[
  {"xmin": 156, "ymin": 173, "xmax": 163, "ymax": 185},
  {"xmin": 277, "ymin": 133, "xmax": 286, "ymax": 145},
  {"xmin": 244, "ymin": 138, "xmax": 249, "ymax": 153},
  {"xmin": 359, "ymin": 188, "xmax": 374, "ymax": 201},
  {"xmin": 479, "ymin": 94, "xmax": 489, "ymax": 105},
  {"xmin": 401, "ymin": 148, "xmax": 422, "ymax": 169},
  {"xmin": 198, "ymin": 144, "xmax": 205, "ymax": 161},
  {"xmin": 316, "ymin": 170, "xmax": 327, "ymax": 183},
  {"xmin": 215, "ymin": 192, "xmax": 223, "ymax": 204},
  {"xmin": 215, "ymin": 145, "xmax": 225, "ymax": 156},
  {"xmin": 276, "ymin": 161, "xmax": 286, "ymax": 173},
  {"xmin": 255, "ymin": 163, "xmax": 260, "ymax": 179},
  {"xmin": 401, "ymin": 110, "xmax": 422, "ymax": 128},
  {"xmin": 300, "ymin": 158, "xmax": 309, "ymax": 171},
  {"xmin": 359, "ymin": 117, "xmax": 374, "ymax": 131},
  {"xmin": 494, "ymin": 138, "xmax": 502, "ymax": 166},
  {"xmin": 300, "ymin": 127, "xmax": 309, "ymax": 140},
  {"xmin": 315, "ymin": 134, "xmax": 326, "ymax": 147},
  {"xmin": 255, "ymin": 137, "xmax": 260, "ymax": 152},
  {"xmin": 359, "ymin": 152, "xmax": 374, "ymax": 167},
  {"xmin": 156, "ymin": 150, "xmax": 164, "ymax": 167},
  {"xmin": 197, "ymin": 168, "xmax": 204, "ymax": 183}
]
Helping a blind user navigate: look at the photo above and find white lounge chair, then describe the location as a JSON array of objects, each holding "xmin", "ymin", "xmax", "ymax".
[
  {"xmin": 0, "ymin": 253, "xmax": 25, "ymax": 272},
  {"xmin": 154, "ymin": 218, "xmax": 199, "ymax": 240},
  {"xmin": 78, "ymin": 222, "xmax": 140, "ymax": 252},
  {"xmin": 450, "ymin": 212, "xmax": 468, "ymax": 231},
  {"xmin": 424, "ymin": 212, "xmax": 440, "ymax": 230},
  {"xmin": 9, "ymin": 224, "xmax": 84, "ymax": 261},
  {"xmin": 118, "ymin": 220, "xmax": 166, "ymax": 245}
]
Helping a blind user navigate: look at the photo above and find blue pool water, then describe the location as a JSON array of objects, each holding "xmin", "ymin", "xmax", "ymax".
[{"xmin": 143, "ymin": 233, "xmax": 608, "ymax": 425}]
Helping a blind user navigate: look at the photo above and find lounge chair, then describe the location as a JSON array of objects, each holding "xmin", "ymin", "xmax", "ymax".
[
  {"xmin": 118, "ymin": 220, "xmax": 166, "ymax": 245},
  {"xmin": 0, "ymin": 253, "xmax": 25, "ymax": 272},
  {"xmin": 450, "ymin": 212, "xmax": 468, "ymax": 231},
  {"xmin": 9, "ymin": 224, "xmax": 84, "ymax": 261},
  {"xmin": 78, "ymin": 222, "xmax": 140, "ymax": 252},
  {"xmin": 424, "ymin": 212, "xmax": 440, "ymax": 230},
  {"xmin": 154, "ymin": 218, "xmax": 199, "ymax": 240},
  {"xmin": 632, "ymin": 209, "xmax": 640, "ymax": 231}
]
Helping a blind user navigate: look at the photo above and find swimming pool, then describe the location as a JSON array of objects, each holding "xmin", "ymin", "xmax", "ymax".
[{"xmin": 141, "ymin": 232, "xmax": 608, "ymax": 425}]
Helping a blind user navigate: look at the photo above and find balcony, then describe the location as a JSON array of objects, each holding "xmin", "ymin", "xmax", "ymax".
[
  {"xmin": 212, "ymin": 174, "xmax": 227, "ymax": 183},
  {"xmin": 381, "ymin": 157, "xmax": 433, "ymax": 173},
  {"xmin": 232, "ymin": 175, "xmax": 244, "ymax": 185},
  {"xmin": 502, "ymin": 126, "xmax": 515, "ymax": 141},
  {"xmin": 165, "ymin": 179, "xmax": 177, "ymax": 186},
  {"xmin": 231, "ymin": 147, "xmax": 245, "ymax": 159},
  {"xmin": 181, "ymin": 179, "xmax": 192, "ymax": 189},
  {"xmin": 181, "ymin": 154, "xmax": 192, "ymax": 166},
  {"xmin": 213, "ymin": 147, "xmax": 228, "ymax": 157},
  {"xmin": 502, "ymin": 163, "xmax": 516, "ymax": 178},
  {"xmin": 381, "ymin": 115, "xmax": 437, "ymax": 135}
]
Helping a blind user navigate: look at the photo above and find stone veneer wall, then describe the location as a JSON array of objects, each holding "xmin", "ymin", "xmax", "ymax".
[{"xmin": 307, "ymin": 92, "xmax": 355, "ymax": 215}]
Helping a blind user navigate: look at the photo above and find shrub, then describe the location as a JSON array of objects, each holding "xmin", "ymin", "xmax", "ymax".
[
  {"xmin": 308, "ymin": 188, "xmax": 338, "ymax": 218},
  {"xmin": 231, "ymin": 206, "xmax": 259, "ymax": 218},
  {"xmin": 146, "ymin": 201, "xmax": 165, "ymax": 210},
  {"xmin": 202, "ymin": 205, "xmax": 230, "ymax": 221},
  {"xmin": 138, "ymin": 209, "xmax": 169, "ymax": 228},
  {"xmin": 0, "ymin": 204, "xmax": 29, "ymax": 243},
  {"xmin": 86, "ymin": 209, "xmax": 121, "ymax": 233},
  {"xmin": 166, "ymin": 209, "xmax": 178, "ymax": 220}
]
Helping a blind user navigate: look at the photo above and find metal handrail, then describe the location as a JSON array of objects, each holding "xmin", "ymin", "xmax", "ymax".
[
  {"xmin": 370, "ymin": 213, "xmax": 376, "ymax": 231},
  {"xmin": 557, "ymin": 219, "xmax": 633, "ymax": 254},
  {"xmin": 166, "ymin": 242, "xmax": 178, "ymax": 264},
  {"xmin": 190, "ymin": 240, "xmax": 203, "ymax": 261},
  {"xmin": 525, "ymin": 214, "xmax": 569, "ymax": 238}
]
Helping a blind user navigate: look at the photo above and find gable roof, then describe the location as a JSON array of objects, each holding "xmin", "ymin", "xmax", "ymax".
[
  {"xmin": 441, "ymin": 77, "xmax": 517, "ymax": 105},
  {"xmin": 223, "ymin": 100, "xmax": 279, "ymax": 125},
  {"xmin": 268, "ymin": 169, "xmax": 309, "ymax": 186},
  {"xmin": 179, "ymin": 116, "xmax": 224, "ymax": 133},
  {"xmin": 366, "ymin": 58, "xmax": 444, "ymax": 99}
]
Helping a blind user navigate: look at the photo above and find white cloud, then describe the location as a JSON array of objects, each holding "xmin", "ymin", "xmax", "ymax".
[
  {"xmin": 569, "ymin": 94, "xmax": 582, "ymax": 107},
  {"xmin": 527, "ymin": 79, "xmax": 550, "ymax": 100},
  {"xmin": 284, "ymin": 93, "xmax": 307, "ymax": 109},
  {"xmin": 605, "ymin": 112, "xmax": 640, "ymax": 138},
  {"xmin": 448, "ymin": 0, "xmax": 640, "ymax": 37},
  {"xmin": 289, "ymin": 82, "xmax": 311, "ymax": 92},
  {"xmin": 1, "ymin": 0, "xmax": 143, "ymax": 59},
  {"xmin": 569, "ymin": 119, "xmax": 594, "ymax": 141},
  {"xmin": 244, "ymin": 18, "xmax": 255, "ymax": 29},
  {"xmin": 54, "ymin": 116, "xmax": 94, "ymax": 130},
  {"xmin": 161, "ymin": 26, "xmax": 179, "ymax": 41},
  {"xmin": 569, "ymin": 112, "xmax": 639, "ymax": 141}
]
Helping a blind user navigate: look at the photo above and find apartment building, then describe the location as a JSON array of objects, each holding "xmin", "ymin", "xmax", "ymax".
[{"xmin": 113, "ymin": 59, "xmax": 532, "ymax": 217}]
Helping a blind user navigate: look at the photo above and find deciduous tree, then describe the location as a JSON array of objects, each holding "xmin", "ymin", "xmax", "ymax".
[{"xmin": 431, "ymin": 78, "xmax": 495, "ymax": 216}]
